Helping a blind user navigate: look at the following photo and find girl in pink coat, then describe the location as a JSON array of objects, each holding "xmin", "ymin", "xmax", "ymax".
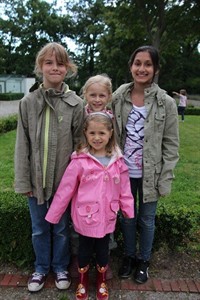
[{"xmin": 45, "ymin": 112, "xmax": 134, "ymax": 300}]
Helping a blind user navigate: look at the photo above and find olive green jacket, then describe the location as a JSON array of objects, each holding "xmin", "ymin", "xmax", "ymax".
[
  {"xmin": 112, "ymin": 82, "xmax": 179, "ymax": 202},
  {"xmin": 14, "ymin": 83, "xmax": 85, "ymax": 204}
]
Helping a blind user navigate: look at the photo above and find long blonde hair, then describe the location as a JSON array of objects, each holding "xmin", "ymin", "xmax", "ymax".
[
  {"xmin": 77, "ymin": 112, "xmax": 116, "ymax": 157},
  {"xmin": 82, "ymin": 74, "xmax": 112, "ymax": 103},
  {"xmin": 34, "ymin": 42, "xmax": 77, "ymax": 78}
]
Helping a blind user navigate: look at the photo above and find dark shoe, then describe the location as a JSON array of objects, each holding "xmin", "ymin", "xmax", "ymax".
[
  {"xmin": 134, "ymin": 260, "xmax": 149, "ymax": 284},
  {"xmin": 118, "ymin": 256, "xmax": 135, "ymax": 279},
  {"xmin": 28, "ymin": 272, "xmax": 47, "ymax": 292},
  {"xmin": 55, "ymin": 271, "xmax": 71, "ymax": 290}
]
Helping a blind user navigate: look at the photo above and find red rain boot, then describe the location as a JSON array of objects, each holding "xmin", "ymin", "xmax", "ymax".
[
  {"xmin": 76, "ymin": 265, "xmax": 89, "ymax": 300},
  {"xmin": 96, "ymin": 264, "xmax": 109, "ymax": 300}
]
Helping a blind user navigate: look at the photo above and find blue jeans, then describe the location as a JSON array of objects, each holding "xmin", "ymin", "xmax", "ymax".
[
  {"xmin": 178, "ymin": 106, "xmax": 185, "ymax": 121},
  {"xmin": 28, "ymin": 197, "xmax": 70, "ymax": 274},
  {"xmin": 120, "ymin": 178, "xmax": 157, "ymax": 261}
]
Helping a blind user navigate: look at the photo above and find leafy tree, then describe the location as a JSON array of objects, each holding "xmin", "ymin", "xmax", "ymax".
[
  {"xmin": 0, "ymin": 0, "xmax": 73, "ymax": 75},
  {"xmin": 0, "ymin": 0, "xmax": 199, "ymax": 93},
  {"xmin": 95, "ymin": 0, "xmax": 200, "ymax": 90},
  {"xmin": 97, "ymin": 1, "xmax": 146, "ymax": 88},
  {"xmin": 64, "ymin": 0, "xmax": 106, "ymax": 90}
]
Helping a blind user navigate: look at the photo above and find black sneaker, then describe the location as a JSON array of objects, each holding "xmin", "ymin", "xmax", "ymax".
[
  {"xmin": 134, "ymin": 259, "xmax": 149, "ymax": 284},
  {"xmin": 55, "ymin": 271, "xmax": 71, "ymax": 290},
  {"xmin": 118, "ymin": 256, "xmax": 135, "ymax": 279},
  {"xmin": 28, "ymin": 272, "xmax": 47, "ymax": 292}
]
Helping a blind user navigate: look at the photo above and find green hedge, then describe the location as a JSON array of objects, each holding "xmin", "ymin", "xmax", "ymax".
[
  {"xmin": 0, "ymin": 93, "xmax": 24, "ymax": 100},
  {"xmin": 0, "ymin": 115, "xmax": 18, "ymax": 134},
  {"xmin": 0, "ymin": 191, "xmax": 34, "ymax": 267},
  {"xmin": 185, "ymin": 106, "xmax": 200, "ymax": 115},
  {"xmin": 154, "ymin": 203, "xmax": 199, "ymax": 251},
  {"xmin": 0, "ymin": 191, "xmax": 198, "ymax": 267},
  {"xmin": 115, "ymin": 203, "xmax": 199, "ymax": 256}
]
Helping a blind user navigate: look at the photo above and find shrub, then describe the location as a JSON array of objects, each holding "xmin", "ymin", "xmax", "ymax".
[
  {"xmin": 0, "ymin": 93, "xmax": 24, "ymax": 100},
  {"xmin": 114, "ymin": 204, "xmax": 199, "ymax": 256},
  {"xmin": 185, "ymin": 106, "xmax": 200, "ymax": 115},
  {"xmin": 0, "ymin": 191, "xmax": 34, "ymax": 267},
  {"xmin": 154, "ymin": 203, "xmax": 199, "ymax": 251},
  {"xmin": 0, "ymin": 192, "xmax": 199, "ymax": 266},
  {"xmin": 0, "ymin": 115, "xmax": 18, "ymax": 134}
]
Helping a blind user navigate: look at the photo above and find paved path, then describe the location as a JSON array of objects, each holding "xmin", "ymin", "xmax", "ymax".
[
  {"xmin": 0, "ymin": 272, "xmax": 199, "ymax": 299},
  {"xmin": 0, "ymin": 100, "xmax": 20, "ymax": 117}
]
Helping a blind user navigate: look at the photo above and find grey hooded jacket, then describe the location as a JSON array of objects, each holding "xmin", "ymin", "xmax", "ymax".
[
  {"xmin": 112, "ymin": 82, "xmax": 179, "ymax": 202},
  {"xmin": 14, "ymin": 83, "xmax": 85, "ymax": 204}
]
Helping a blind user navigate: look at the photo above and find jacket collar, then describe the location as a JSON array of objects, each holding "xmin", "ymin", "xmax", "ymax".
[{"xmin": 71, "ymin": 146, "xmax": 123, "ymax": 165}]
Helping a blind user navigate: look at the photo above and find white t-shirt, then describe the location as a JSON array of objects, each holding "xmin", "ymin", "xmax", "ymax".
[
  {"xmin": 179, "ymin": 95, "xmax": 187, "ymax": 107},
  {"xmin": 124, "ymin": 104, "xmax": 147, "ymax": 178}
]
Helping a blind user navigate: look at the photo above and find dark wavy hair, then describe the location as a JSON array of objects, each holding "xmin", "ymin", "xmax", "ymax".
[{"xmin": 128, "ymin": 45, "xmax": 160, "ymax": 81}]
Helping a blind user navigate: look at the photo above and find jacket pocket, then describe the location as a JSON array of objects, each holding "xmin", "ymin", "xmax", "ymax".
[
  {"xmin": 77, "ymin": 203, "xmax": 99, "ymax": 225},
  {"xmin": 109, "ymin": 201, "xmax": 120, "ymax": 221},
  {"xmin": 155, "ymin": 112, "xmax": 165, "ymax": 132}
]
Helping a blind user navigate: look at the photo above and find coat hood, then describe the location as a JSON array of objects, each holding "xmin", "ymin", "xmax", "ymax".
[{"xmin": 71, "ymin": 146, "xmax": 123, "ymax": 166}]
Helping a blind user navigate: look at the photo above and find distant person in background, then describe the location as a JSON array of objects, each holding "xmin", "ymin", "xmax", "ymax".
[
  {"xmin": 14, "ymin": 42, "xmax": 85, "ymax": 292},
  {"xmin": 172, "ymin": 89, "xmax": 187, "ymax": 122}
]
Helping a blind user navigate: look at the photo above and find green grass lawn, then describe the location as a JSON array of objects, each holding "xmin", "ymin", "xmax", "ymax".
[
  {"xmin": 0, "ymin": 130, "xmax": 16, "ymax": 191},
  {"xmin": 164, "ymin": 116, "xmax": 200, "ymax": 212},
  {"xmin": 0, "ymin": 116, "xmax": 200, "ymax": 212}
]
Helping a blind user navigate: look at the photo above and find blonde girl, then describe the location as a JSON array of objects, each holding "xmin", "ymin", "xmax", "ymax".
[
  {"xmin": 15, "ymin": 42, "xmax": 85, "ymax": 292},
  {"xmin": 71, "ymin": 74, "xmax": 115, "ymax": 280},
  {"xmin": 46, "ymin": 112, "xmax": 134, "ymax": 300},
  {"xmin": 82, "ymin": 74, "xmax": 113, "ymax": 118}
]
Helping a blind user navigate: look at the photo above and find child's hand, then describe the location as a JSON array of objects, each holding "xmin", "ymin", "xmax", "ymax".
[{"xmin": 23, "ymin": 191, "xmax": 33, "ymax": 197}]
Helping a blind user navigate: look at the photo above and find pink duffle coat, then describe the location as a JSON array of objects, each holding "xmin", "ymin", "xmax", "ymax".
[{"xmin": 45, "ymin": 148, "xmax": 134, "ymax": 238}]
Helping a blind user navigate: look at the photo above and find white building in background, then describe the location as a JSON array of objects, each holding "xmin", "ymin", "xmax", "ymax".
[{"xmin": 0, "ymin": 75, "xmax": 35, "ymax": 95}]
